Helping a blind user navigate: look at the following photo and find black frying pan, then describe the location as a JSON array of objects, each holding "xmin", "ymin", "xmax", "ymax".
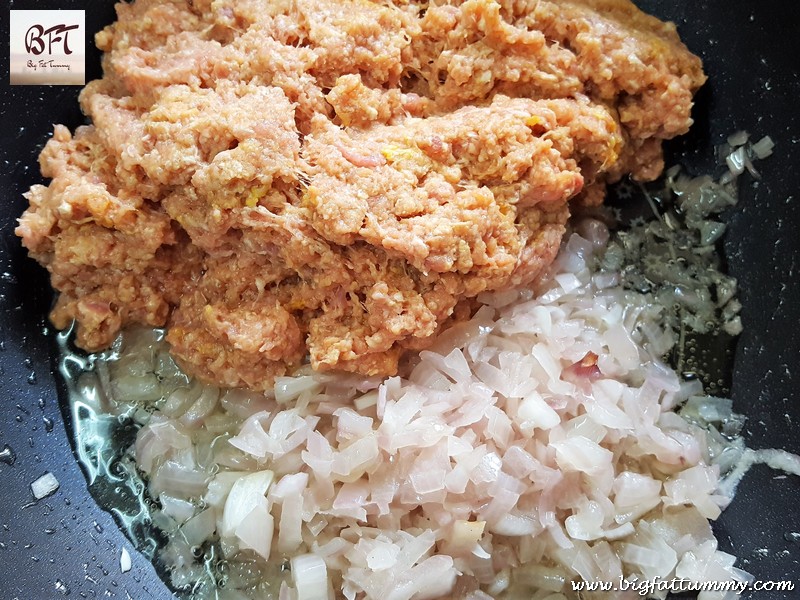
[{"xmin": 0, "ymin": 1, "xmax": 798, "ymax": 598}]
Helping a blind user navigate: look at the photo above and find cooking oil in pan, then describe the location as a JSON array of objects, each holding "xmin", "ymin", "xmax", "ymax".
[
  {"xmin": 57, "ymin": 326, "xmax": 163, "ymax": 561},
  {"xmin": 56, "ymin": 326, "xmax": 286, "ymax": 599}
]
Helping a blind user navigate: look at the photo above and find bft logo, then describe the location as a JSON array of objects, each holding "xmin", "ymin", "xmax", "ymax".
[
  {"xmin": 25, "ymin": 23, "xmax": 80, "ymax": 56},
  {"xmin": 9, "ymin": 10, "xmax": 86, "ymax": 85}
]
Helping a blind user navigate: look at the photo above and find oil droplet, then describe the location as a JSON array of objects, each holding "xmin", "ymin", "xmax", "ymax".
[
  {"xmin": 0, "ymin": 445, "xmax": 16, "ymax": 466},
  {"xmin": 784, "ymin": 531, "xmax": 800, "ymax": 543},
  {"xmin": 93, "ymin": 521, "xmax": 104, "ymax": 534},
  {"xmin": 43, "ymin": 417, "xmax": 54, "ymax": 433},
  {"xmin": 38, "ymin": 398, "xmax": 46, "ymax": 410},
  {"xmin": 28, "ymin": 372, "xmax": 38, "ymax": 385}
]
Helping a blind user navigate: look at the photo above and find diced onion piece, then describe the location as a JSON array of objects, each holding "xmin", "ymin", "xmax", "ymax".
[
  {"xmin": 120, "ymin": 548, "xmax": 132, "ymax": 573},
  {"xmin": 273, "ymin": 474, "xmax": 308, "ymax": 553},
  {"xmin": 699, "ymin": 221, "xmax": 726, "ymax": 246},
  {"xmin": 150, "ymin": 460, "xmax": 208, "ymax": 498},
  {"xmin": 449, "ymin": 520, "xmax": 485, "ymax": 553},
  {"xmin": 235, "ymin": 499, "xmax": 274, "ymax": 561},
  {"xmin": 551, "ymin": 437, "xmax": 613, "ymax": 475},
  {"xmin": 228, "ymin": 411, "xmax": 271, "ymax": 458},
  {"xmin": 180, "ymin": 509, "xmax": 217, "ymax": 547},
  {"xmin": 179, "ymin": 386, "xmax": 219, "ymax": 427},
  {"xmin": 492, "ymin": 513, "xmax": 541, "ymax": 536},
  {"xmin": 204, "ymin": 471, "xmax": 248, "ymax": 508},
  {"xmin": 354, "ymin": 390, "xmax": 378, "ymax": 411},
  {"xmin": 111, "ymin": 373, "xmax": 162, "ymax": 404},
  {"xmin": 726, "ymin": 147, "xmax": 746, "ymax": 176},
  {"xmin": 275, "ymin": 376, "xmax": 322, "ymax": 404},
  {"xmin": 134, "ymin": 420, "xmax": 193, "ymax": 474},
  {"xmin": 726, "ymin": 130, "xmax": 749, "ymax": 147},
  {"xmin": 613, "ymin": 471, "xmax": 662, "ymax": 508},
  {"xmin": 517, "ymin": 392, "xmax": 560, "ymax": 431},
  {"xmin": 513, "ymin": 564, "xmax": 567, "ymax": 593},
  {"xmin": 221, "ymin": 470, "xmax": 274, "ymax": 537},
  {"xmin": 565, "ymin": 500, "xmax": 605, "ymax": 540},
  {"xmin": 751, "ymin": 135, "xmax": 775, "ymax": 159},
  {"xmin": 159, "ymin": 493, "xmax": 196, "ymax": 523},
  {"xmin": 603, "ymin": 522, "xmax": 635, "ymax": 540},
  {"xmin": 31, "ymin": 472, "xmax": 59, "ymax": 499},
  {"xmin": 291, "ymin": 553, "xmax": 329, "ymax": 600},
  {"xmin": 407, "ymin": 555, "xmax": 457, "ymax": 600}
]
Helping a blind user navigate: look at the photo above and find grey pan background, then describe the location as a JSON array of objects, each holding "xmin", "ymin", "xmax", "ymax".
[{"xmin": 0, "ymin": 0, "xmax": 798, "ymax": 598}]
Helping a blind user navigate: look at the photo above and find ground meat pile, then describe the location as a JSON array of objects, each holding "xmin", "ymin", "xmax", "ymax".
[{"xmin": 17, "ymin": 0, "xmax": 705, "ymax": 390}]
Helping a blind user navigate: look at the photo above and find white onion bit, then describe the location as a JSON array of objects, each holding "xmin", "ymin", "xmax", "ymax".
[
  {"xmin": 120, "ymin": 548, "xmax": 132, "ymax": 574},
  {"xmin": 291, "ymin": 553, "xmax": 329, "ymax": 600},
  {"xmin": 31, "ymin": 472, "xmax": 59, "ymax": 500}
]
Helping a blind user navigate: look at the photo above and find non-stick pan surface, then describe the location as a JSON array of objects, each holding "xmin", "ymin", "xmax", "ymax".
[{"xmin": 0, "ymin": 1, "xmax": 798, "ymax": 598}]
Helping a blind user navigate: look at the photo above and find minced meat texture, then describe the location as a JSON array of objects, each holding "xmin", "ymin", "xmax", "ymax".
[{"xmin": 16, "ymin": 0, "xmax": 705, "ymax": 391}]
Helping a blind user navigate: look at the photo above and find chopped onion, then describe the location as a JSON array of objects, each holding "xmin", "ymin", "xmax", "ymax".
[
  {"xmin": 31, "ymin": 472, "xmax": 60, "ymax": 500},
  {"xmin": 235, "ymin": 499, "xmax": 274, "ymax": 560},
  {"xmin": 408, "ymin": 555, "xmax": 457, "ymax": 600},
  {"xmin": 492, "ymin": 512, "xmax": 541, "ymax": 537},
  {"xmin": 204, "ymin": 471, "xmax": 247, "ymax": 508},
  {"xmin": 513, "ymin": 564, "xmax": 567, "ymax": 593},
  {"xmin": 179, "ymin": 385, "xmax": 219, "ymax": 427},
  {"xmin": 447, "ymin": 520, "xmax": 485, "ymax": 553},
  {"xmin": 275, "ymin": 376, "xmax": 323, "ymax": 404},
  {"xmin": 111, "ymin": 373, "xmax": 162, "ymax": 404},
  {"xmin": 726, "ymin": 130, "xmax": 749, "ymax": 147},
  {"xmin": 180, "ymin": 509, "xmax": 217, "ymax": 547},
  {"xmin": 751, "ymin": 135, "xmax": 775, "ymax": 159},
  {"xmin": 273, "ymin": 473, "xmax": 308, "ymax": 553},
  {"xmin": 120, "ymin": 548, "xmax": 132, "ymax": 573},
  {"xmin": 134, "ymin": 419, "xmax": 193, "ymax": 473},
  {"xmin": 159, "ymin": 493, "xmax": 196, "ymax": 523},
  {"xmin": 150, "ymin": 460, "xmax": 208, "ymax": 498},
  {"xmin": 551, "ymin": 437, "xmax": 613, "ymax": 475},
  {"xmin": 517, "ymin": 392, "xmax": 560, "ymax": 431},
  {"xmin": 221, "ymin": 470, "xmax": 274, "ymax": 537},
  {"xmin": 291, "ymin": 554, "xmax": 329, "ymax": 600}
]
